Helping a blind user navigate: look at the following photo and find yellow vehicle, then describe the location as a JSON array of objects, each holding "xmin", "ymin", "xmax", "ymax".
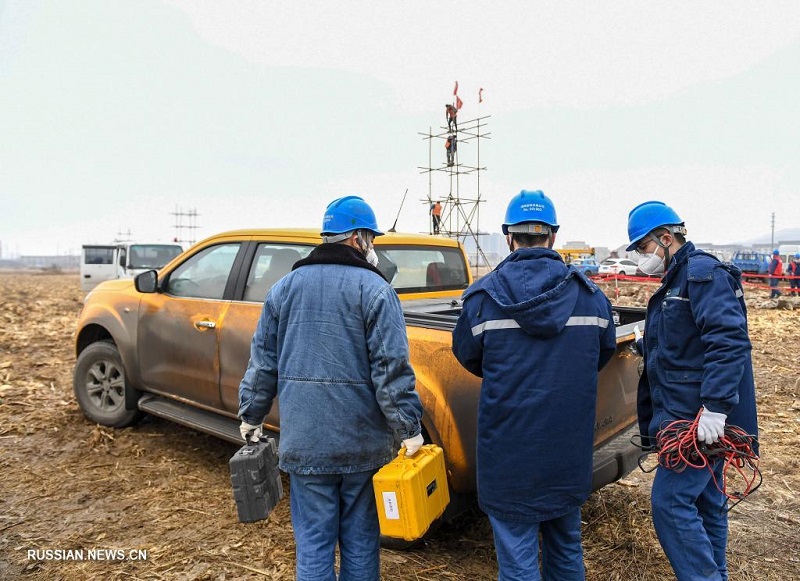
[
  {"xmin": 556, "ymin": 246, "xmax": 595, "ymax": 264},
  {"xmin": 74, "ymin": 228, "xmax": 644, "ymax": 530}
]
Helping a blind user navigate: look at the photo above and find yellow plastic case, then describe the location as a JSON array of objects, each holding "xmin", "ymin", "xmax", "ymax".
[{"xmin": 372, "ymin": 444, "xmax": 450, "ymax": 540}]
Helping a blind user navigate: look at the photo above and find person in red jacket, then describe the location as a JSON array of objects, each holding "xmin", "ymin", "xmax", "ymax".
[
  {"xmin": 769, "ymin": 249, "xmax": 783, "ymax": 298},
  {"xmin": 445, "ymin": 103, "xmax": 458, "ymax": 132},
  {"xmin": 788, "ymin": 252, "xmax": 800, "ymax": 297},
  {"xmin": 445, "ymin": 134, "xmax": 457, "ymax": 167},
  {"xmin": 430, "ymin": 200, "xmax": 443, "ymax": 234}
]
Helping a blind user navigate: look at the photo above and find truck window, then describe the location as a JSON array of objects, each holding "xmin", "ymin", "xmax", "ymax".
[
  {"xmin": 243, "ymin": 244, "xmax": 314, "ymax": 303},
  {"xmin": 376, "ymin": 246, "xmax": 469, "ymax": 293},
  {"xmin": 166, "ymin": 244, "xmax": 240, "ymax": 300},
  {"xmin": 84, "ymin": 247, "xmax": 114, "ymax": 265},
  {"xmin": 128, "ymin": 244, "xmax": 184, "ymax": 269}
]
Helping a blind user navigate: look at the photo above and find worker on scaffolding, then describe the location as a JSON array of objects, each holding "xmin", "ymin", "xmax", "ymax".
[
  {"xmin": 430, "ymin": 201, "xmax": 443, "ymax": 234},
  {"xmin": 445, "ymin": 103, "xmax": 458, "ymax": 132},
  {"xmin": 445, "ymin": 134, "xmax": 457, "ymax": 167}
]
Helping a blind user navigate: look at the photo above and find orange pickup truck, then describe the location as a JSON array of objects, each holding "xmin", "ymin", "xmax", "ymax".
[{"xmin": 74, "ymin": 229, "xmax": 644, "ymax": 519}]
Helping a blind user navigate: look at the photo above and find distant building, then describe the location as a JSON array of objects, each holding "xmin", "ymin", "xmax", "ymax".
[
  {"xmin": 0, "ymin": 259, "xmax": 24, "ymax": 269},
  {"xmin": 461, "ymin": 232, "xmax": 509, "ymax": 267},
  {"xmin": 19, "ymin": 254, "xmax": 80, "ymax": 271}
]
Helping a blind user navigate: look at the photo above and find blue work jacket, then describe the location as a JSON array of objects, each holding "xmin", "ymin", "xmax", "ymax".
[
  {"xmin": 238, "ymin": 244, "xmax": 423, "ymax": 475},
  {"xmin": 638, "ymin": 242, "xmax": 759, "ymax": 450},
  {"xmin": 452, "ymin": 248, "xmax": 616, "ymax": 522}
]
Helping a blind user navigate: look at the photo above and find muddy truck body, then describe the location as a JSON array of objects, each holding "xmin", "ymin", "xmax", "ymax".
[{"xmin": 73, "ymin": 229, "xmax": 644, "ymax": 518}]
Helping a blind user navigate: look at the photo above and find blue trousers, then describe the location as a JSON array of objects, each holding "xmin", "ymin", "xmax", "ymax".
[
  {"xmin": 489, "ymin": 508, "xmax": 585, "ymax": 581},
  {"xmin": 769, "ymin": 277, "xmax": 781, "ymax": 298},
  {"xmin": 289, "ymin": 471, "xmax": 380, "ymax": 581},
  {"xmin": 651, "ymin": 462, "xmax": 728, "ymax": 581}
]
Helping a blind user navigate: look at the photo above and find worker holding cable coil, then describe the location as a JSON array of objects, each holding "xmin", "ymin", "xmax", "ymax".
[{"xmin": 626, "ymin": 201, "xmax": 760, "ymax": 581}]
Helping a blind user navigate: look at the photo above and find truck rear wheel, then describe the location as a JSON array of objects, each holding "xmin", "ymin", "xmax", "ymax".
[{"xmin": 73, "ymin": 341, "xmax": 142, "ymax": 427}]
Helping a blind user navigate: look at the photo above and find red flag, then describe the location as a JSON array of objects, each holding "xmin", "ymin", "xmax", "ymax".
[
  {"xmin": 478, "ymin": 87, "xmax": 484, "ymax": 103},
  {"xmin": 453, "ymin": 81, "xmax": 459, "ymax": 95},
  {"xmin": 456, "ymin": 95, "xmax": 463, "ymax": 110}
]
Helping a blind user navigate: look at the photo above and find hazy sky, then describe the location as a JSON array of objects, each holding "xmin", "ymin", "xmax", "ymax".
[{"xmin": 2, "ymin": 1, "xmax": 799, "ymax": 256}]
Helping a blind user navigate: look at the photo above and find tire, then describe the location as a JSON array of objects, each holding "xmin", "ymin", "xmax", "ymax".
[{"xmin": 73, "ymin": 341, "xmax": 142, "ymax": 427}]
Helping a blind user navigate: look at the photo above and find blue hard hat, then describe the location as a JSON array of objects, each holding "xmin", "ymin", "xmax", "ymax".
[
  {"xmin": 795, "ymin": 253, "xmax": 800, "ymax": 258},
  {"xmin": 773, "ymin": 249, "xmax": 780, "ymax": 255},
  {"xmin": 321, "ymin": 196, "xmax": 383, "ymax": 236},
  {"xmin": 502, "ymin": 190, "xmax": 559, "ymax": 235},
  {"xmin": 626, "ymin": 201, "xmax": 684, "ymax": 251}
]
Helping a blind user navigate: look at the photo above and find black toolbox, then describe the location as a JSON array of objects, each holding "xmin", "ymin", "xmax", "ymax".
[{"xmin": 229, "ymin": 436, "xmax": 283, "ymax": 523}]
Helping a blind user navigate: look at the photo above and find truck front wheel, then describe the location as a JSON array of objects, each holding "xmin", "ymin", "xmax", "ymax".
[{"xmin": 73, "ymin": 341, "xmax": 142, "ymax": 427}]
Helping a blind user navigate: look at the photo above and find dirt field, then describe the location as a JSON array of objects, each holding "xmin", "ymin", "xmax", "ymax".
[{"xmin": 1, "ymin": 273, "xmax": 798, "ymax": 580}]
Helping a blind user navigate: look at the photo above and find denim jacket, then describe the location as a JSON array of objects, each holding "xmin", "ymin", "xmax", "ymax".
[{"xmin": 238, "ymin": 243, "xmax": 423, "ymax": 475}]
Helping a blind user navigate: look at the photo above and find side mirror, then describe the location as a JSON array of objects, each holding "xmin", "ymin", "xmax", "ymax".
[{"xmin": 135, "ymin": 270, "xmax": 158, "ymax": 293}]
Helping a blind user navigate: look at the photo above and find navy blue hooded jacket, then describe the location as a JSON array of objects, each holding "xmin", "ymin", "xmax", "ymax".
[
  {"xmin": 637, "ymin": 242, "xmax": 759, "ymax": 451},
  {"xmin": 452, "ymin": 248, "xmax": 616, "ymax": 522}
]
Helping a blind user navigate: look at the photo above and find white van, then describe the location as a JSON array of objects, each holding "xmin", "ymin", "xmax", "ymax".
[
  {"xmin": 778, "ymin": 244, "xmax": 800, "ymax": 264},
  {"xmin": 81, "ymin": 243, "xmax": 183, "ymax": 292}
]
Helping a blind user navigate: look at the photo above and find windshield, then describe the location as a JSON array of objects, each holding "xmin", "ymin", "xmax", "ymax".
[
  {"xmin": 128, "ymin": 245, "xmax": 183, "ymax": 269},
  {"xmin": 375, "ymin": 245, "xmax": 469, "ymax": 293}
]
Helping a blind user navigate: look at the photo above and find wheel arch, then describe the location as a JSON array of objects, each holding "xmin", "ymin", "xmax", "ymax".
[
  {"xmin": 76, "ymin": 323, "xmax": 114, "ymax": 357},
  {"xmin": 75, "ymin": 322, "xmax": 143, "ymax": 408}
]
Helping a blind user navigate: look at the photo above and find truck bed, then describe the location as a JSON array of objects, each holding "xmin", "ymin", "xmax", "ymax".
[{"xmin": 401, "ymin": 298, "xmax": 645, "ymax": 496}]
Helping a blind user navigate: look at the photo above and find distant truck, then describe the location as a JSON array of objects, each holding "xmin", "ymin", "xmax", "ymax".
[
  {"xmin": 80, "ymin": 243, "xmax": 183, "ymax": 292},
  {"xmin": 778, "ymin": 244, "xmax": 800, "ymax": 265},
  {"xmin": 731, "ymin": 251, "xmax": 770, "ymax": 280}
]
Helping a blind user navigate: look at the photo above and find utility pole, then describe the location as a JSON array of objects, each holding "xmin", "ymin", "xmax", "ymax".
[{"xmin": 770, "ymin": 212, "xmax": 775, "ymax": 248}]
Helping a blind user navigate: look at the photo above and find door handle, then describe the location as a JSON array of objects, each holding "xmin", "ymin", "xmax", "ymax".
[{"xmin": 194, "ymin": 320, "xmax": 216, "ymax": 330}]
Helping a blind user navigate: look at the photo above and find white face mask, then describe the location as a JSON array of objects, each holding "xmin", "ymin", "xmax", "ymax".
[
  {"xmin": 365, "ymin": 247, "xmax": 379, "ymax": 267},
  {"xmin": 357, "ymin": 231, "xmax": 379, "ymax": 267},
  {"xmin": 638, "ymin": 250, "xmax": 665, "ymax": 276}
]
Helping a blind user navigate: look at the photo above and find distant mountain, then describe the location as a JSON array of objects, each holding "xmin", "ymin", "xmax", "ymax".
[{"xmin": 739, "ymin": 228, "xmax": 800, "ymax": 245}]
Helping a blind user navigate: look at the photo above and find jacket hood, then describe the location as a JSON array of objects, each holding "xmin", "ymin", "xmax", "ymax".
[{"xmin": 464, "ymin": 248, "xmax": 597, "ymax": 338}]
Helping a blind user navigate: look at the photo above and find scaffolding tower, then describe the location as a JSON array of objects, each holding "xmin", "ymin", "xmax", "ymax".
[
  {"xmin": 418, "ymin": 114, "xmax": 491, "ymax": 272},
  {"xmin": 171, "ymin": 207, "xmax": 201, "ymax": 247}
]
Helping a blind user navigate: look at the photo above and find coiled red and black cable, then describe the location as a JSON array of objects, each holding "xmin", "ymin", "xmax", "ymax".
[{"xmin": 634, "ymin": 410, "xmax": 761, "ymax": 511}]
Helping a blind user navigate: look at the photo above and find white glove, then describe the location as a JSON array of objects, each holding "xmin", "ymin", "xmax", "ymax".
[
  {"xmin": 402, "ymin": 433, "xmax": 425, "ymax": 456},
  {"xmin": 634, "ymin": 325, "xmax": 642, "ymax": 342},
  {"xmin": 239, "ymin": 421, "xmax": 263, "ymax": 443},
  {"xmin": 697, "ymin": 406, "xmax": 726, "ymax": 445}
]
